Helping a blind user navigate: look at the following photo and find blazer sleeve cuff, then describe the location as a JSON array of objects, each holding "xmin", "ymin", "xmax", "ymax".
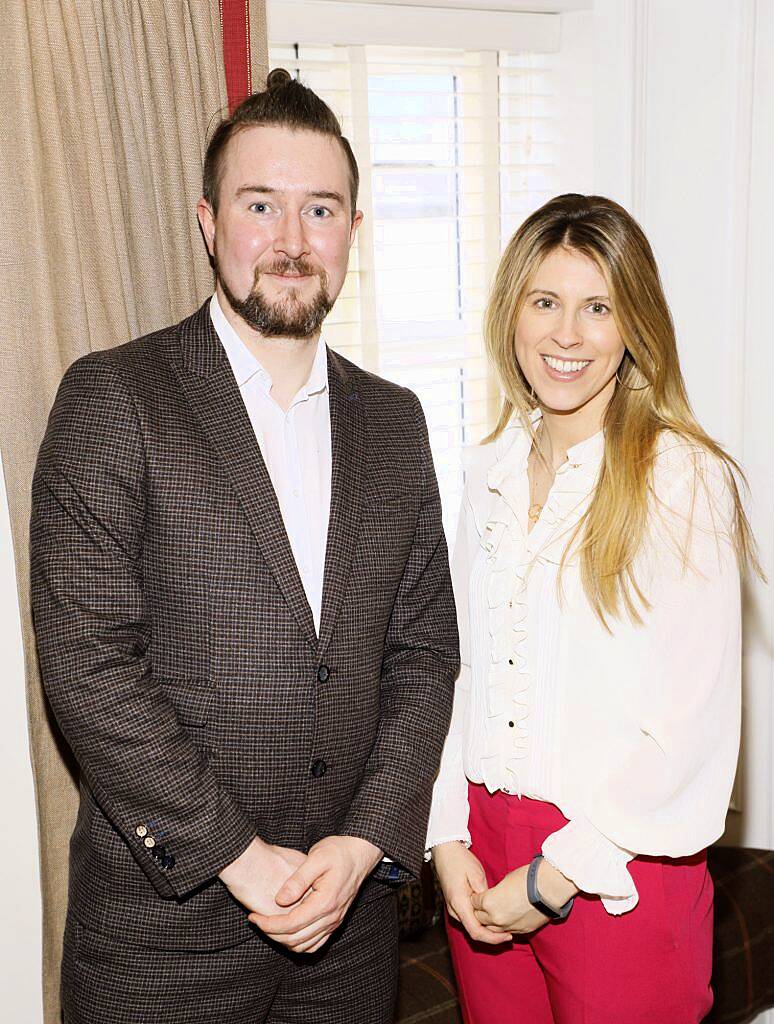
[{"xmin": 130, "ymin": 790, "xmax": 257, "ymax": 900}]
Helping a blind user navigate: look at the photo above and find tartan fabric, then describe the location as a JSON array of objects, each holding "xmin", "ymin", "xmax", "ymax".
[
  {"xmin": 706, "ymin": 846, "xmax": 774, "ymax": 1024},
  {"xmin": 30, "ymin": 300, "xmax": 459, "ymax": 958},
  {"xmin": 62, "ymin": 888, "xmax": 399, "ymax": 1023}
]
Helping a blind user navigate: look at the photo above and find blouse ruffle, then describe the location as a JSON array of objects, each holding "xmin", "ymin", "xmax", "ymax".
[
  {"xmin": 478, "ymin": 417, "xmax": 605, "ymax": 800},
  {"xmin": 542, "ymin": 817, "xmax": 638, "ymax": 914},
  {"xmin": 479, "ymin": 418, "xmax": 641, "ymax": 911}
]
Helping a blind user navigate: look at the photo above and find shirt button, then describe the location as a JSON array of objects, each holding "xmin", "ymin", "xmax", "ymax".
[
  {"xmin": 317, "ymin": 665, "xmax": 330, "ymax": 683},
  {"xmin": 311, "ymin": 759, "xmax": 327, "ymax": 778},
  {"xmin": 293, "ymin": 489, "xmax": 300, "ymax": 498},
  {"xmin": 135, "ymin": 825, "xmax": 148, "ymax": 838},
  {"xmin": 508, "ymin": 721, "xmax": 515, "ymax": 728}
]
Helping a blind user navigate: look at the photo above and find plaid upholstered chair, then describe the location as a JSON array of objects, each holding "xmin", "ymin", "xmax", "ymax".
[{"xmin": 395, "ymin": 847, "xmax": 774, "ymax": 1024}]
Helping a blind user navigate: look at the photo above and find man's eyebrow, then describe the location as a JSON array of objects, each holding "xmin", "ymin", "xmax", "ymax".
[
  {"xmin": 308, "ymin": 190, "xmax": 345, "ymax": 204},
  {"xmin": 526, "ymin": 289, "xmax": 611, "ymax": 301},
  {"xmin": 234, "ymin": 185, "xmax": 276, "ymax": 197},
  {"xmin": 234, "ymin": 185, "xmax": 345, "ymax": 205}
]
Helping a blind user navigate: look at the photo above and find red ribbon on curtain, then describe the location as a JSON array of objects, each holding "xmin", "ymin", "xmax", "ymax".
[{"xmin": 220, "ymin": 0, "xmax": 253, "ymax": 112}]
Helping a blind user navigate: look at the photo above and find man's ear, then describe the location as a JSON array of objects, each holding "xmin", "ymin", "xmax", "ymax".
[
  {"xmin": 349, "ymin": 208, "xmax": 364, "ymax": 247},
  {"xmin": 197, "ymin": 198, "xmax": 216, "ymax": 258}
]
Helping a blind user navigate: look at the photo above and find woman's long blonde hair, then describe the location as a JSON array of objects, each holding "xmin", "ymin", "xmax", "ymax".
[{"xmin": 485, "ymin": 193, "xmax": 760, "ymax": 626}]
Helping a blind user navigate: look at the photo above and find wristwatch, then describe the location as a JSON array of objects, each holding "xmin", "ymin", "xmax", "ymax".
[{"xmin": 526, "ymin": 855, "xmax": 574, "ymax": 922}]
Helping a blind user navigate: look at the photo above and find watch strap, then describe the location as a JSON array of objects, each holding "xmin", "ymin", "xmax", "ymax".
[{"xmin": 526, "ymin": 855, "xmax": 574, "ymax": 922}]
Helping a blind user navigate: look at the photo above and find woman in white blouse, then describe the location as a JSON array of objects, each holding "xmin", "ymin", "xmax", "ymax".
[{"xmin": 427, "ymin": 194, "xmax": 759, "ymax": 1023}]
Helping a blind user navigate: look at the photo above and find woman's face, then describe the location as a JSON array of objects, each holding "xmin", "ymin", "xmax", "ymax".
[{"xmin": 514, "ymin": 246, "xmax": 626, "ymax": 422}]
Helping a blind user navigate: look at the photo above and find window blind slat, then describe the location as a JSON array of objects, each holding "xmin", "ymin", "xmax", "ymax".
[{"xmin": 268, "ymin": 39, "xmax": 558, "ymax": 532}]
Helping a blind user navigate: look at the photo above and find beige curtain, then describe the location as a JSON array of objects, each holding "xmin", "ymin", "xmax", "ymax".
[{"xmin": 0, "ymin": 2, "xmax": 267, "ymax": 1019}]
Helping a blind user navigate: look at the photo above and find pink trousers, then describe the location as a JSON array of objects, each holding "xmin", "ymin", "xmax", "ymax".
[{"xmin": 446, "ymin": 784, "xmax": 714, "ymax": 1023}]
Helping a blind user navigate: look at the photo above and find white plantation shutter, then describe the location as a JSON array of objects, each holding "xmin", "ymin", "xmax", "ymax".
[{"xmin": 267, "ymin": 37, "xmax": 560, "ymax": 536}]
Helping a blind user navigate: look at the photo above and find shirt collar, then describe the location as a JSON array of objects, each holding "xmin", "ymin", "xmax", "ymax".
[
  {"xmin": 566, "ymin": 428, "xmax": 605, "ymax": 466},
  {"xmin": 209, "ymin": 292, "xmax": 328, "ymax": 397},
  {"xmin": 305, "ymin": 329, "xmax": 329, "ymax": 398},
  {"xmin": 530, "ymin": 408, "xmax": 605, "ymax": 467}
]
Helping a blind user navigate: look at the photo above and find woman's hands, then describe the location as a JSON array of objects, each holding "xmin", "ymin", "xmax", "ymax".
[
  {"xmin": 471, "ymin": 864, "xmax": 548, "ymax": 935},
  {"xmin": 432, "ymin": 842, "xmax": 511, "ymax": 945},
  {"xmin": 471, "ymin": 859, "xmax": 578, "ymax": 936}
]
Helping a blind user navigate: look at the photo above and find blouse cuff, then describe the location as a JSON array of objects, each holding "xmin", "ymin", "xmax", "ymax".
[
  {"xmin": 425, "ymin": 745, "xmax": 471, "ymax": 859},
  {"xmin": 424, "ymin": 834, "xmax": 472, "ymax": 863},
  {"xmin": 425, "ymin": 778, "xmax": 472, "ymax": 858},
  {"xmin": 541, "ymin": 817, "xmax": 638, "ymax": 915}
]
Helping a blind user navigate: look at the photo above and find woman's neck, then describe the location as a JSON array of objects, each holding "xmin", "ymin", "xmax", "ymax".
[{"xmin": 537, "ymin": 389, "xmax": 610, "ymax": 469}]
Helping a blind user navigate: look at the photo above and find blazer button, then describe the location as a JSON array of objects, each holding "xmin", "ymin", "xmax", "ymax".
[
  {"xmin": 311, "ymin": 759, "xmax": 327, "ymax": 778},
  {"xmin": 317, "ymin": 665, "xmax": 330, "ymax": 683},
  {"xmin": 162, "ymin": 854, "xmax": 175, "ymax": 870}
]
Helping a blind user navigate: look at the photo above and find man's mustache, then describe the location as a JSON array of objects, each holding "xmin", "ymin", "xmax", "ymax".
[{"xmin": 255, "ymin": 258, "xmax": 324, "ymax": 280}]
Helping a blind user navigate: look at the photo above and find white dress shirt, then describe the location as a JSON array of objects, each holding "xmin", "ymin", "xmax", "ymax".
[
  {"xmin": 426, "ymin": 412, "xmax": 741, "ymax": 914},
  {"xmin": 210, "ymin": 294, "xmax": 332, "ymax": 633}
]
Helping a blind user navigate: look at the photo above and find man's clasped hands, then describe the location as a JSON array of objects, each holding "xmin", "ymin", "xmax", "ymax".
[{"xmin": 219, "ymin": 835, "xmax": 383, "ymax": 953}]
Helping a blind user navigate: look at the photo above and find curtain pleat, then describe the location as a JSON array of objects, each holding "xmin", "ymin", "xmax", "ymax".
[{"xmin": 0, "ymin": 3, "xmax": 267, "ymax": 1019}]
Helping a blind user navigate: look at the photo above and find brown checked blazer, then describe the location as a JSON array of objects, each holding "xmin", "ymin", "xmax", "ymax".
[{"xmin": 30, "ymin": 301, "xmax": 459, "ymax": 952}]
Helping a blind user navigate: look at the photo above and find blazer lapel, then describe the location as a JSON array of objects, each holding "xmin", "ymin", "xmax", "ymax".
[
  {"xmin": 170, "ymin": 303, "xmax": 317, "ymax": 648},
  {"xmin": 317, "ymin": 351, "xmax": 365, "ymax": 658}
]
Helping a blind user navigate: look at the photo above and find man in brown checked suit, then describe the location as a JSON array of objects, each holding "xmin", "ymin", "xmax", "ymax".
[{"xmin": 30, "ymin": 69, "xmax": 458, "ymax": 1023}]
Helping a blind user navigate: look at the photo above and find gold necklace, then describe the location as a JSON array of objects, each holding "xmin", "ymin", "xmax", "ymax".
[
  {"xmin": 528, "ymin": 501, "xmax": 543, "ymax": 526},
  {"xmin": 527, "ymin": 426, "xmax": 549, "ymax": 527}
]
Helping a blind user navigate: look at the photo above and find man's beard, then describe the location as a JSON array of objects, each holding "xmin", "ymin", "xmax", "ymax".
[{"xmin": 216, "ymin": 256, "xmax": 334, "ymax": 339}]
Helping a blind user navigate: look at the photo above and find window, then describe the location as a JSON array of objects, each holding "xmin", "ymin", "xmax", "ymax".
[{"xmin": 268, "ymin": 35, "xmax": 560, "ymax": 536}]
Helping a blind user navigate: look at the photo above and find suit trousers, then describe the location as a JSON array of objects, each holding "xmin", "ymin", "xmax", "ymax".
[
  {"xmin": 446, "ymin": 784, "xmax": 714, "ymax": 1024},
  {"xmin": 62, "ymin": 890, "xmax": 398, "ymax": 1024}
]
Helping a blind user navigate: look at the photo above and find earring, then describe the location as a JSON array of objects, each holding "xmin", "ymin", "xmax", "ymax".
[{"xmin": 615, "ymin": 367, "xmax": 650, "ymax": 391}]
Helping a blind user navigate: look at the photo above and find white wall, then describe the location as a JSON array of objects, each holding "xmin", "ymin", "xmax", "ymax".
[
  {"xmin": 0, "ymin": 456, "xmax": 43, "ymax": 1022},
  {"xmin": 592, "ymin": 4, "xmax": 773, "ymax": 1016}
]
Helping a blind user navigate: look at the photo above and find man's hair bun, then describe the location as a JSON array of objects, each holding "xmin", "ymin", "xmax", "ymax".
[
  {"xmin": 266, "ymin": 68, "xmax": 292, "ymax": 91},
  {"xmin": 203, "ymin": 64, "xmax": 360, "ymax": 216}
]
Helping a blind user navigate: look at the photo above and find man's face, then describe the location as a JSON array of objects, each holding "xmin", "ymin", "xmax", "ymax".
[{"xmin": 198, "ymin": 125, "xmax": 362, "ymax": 339}]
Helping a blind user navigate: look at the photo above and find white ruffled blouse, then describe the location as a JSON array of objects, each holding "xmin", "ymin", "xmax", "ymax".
[{"xmin": 426, "ymin": 414, "xmax": 742, "ymax": 914}]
